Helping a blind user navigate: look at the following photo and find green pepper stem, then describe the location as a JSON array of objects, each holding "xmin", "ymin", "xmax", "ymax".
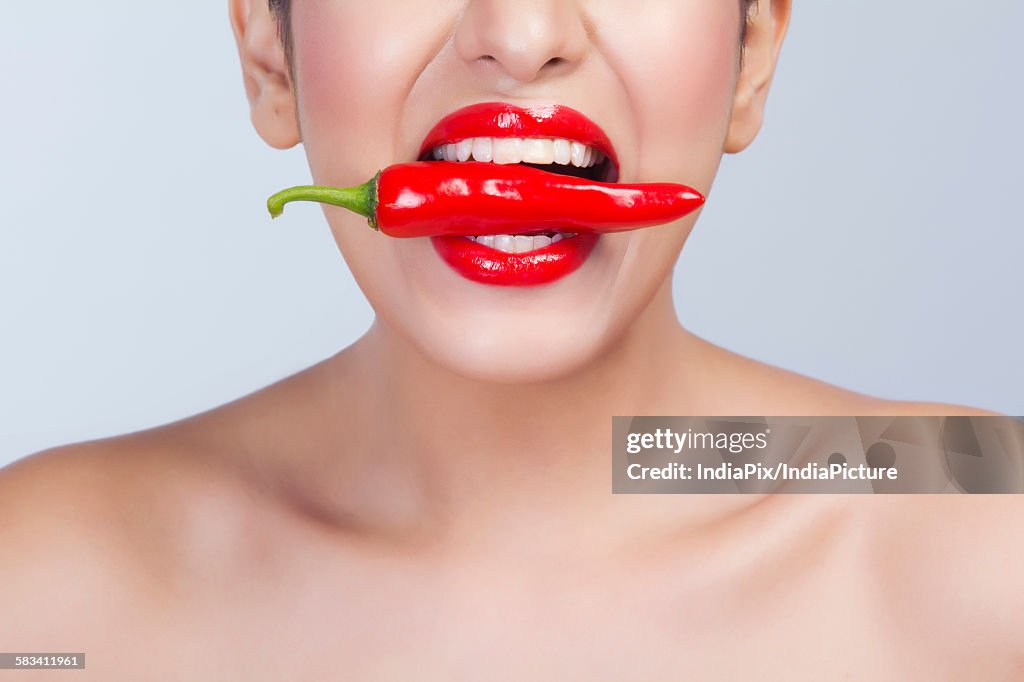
[{"xmin": 267, "ymin": 172, "xmax": 380, "ymax": 228}]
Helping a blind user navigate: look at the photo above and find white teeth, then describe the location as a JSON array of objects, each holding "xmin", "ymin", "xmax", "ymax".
[
  {"xmin": 521, "ymin": 138, "xmax": 555, "ymax": 164},
  {"xmin": 513, "ymin": 235, "xmax": 534, "ymax": 253},
  {"xmin": 428, "ymin": 137, "xmax": 605, "ymax": 169},
  {"xmin": 570, "ymin": 141, "xmax": 587, "ymax": 167},
  {"xmin": 492, "ymin": 138, "xmax": 522, "ymax": 164},
  {"xmin": 493, "ymin": 234, "xmax": 516, "ymax": 252},
  {"xmin": 553, "ymin": 139, "xmax": 571, "ymax": 165},
  {"xmin": 456, "ymin": 138, "xmax": 473, "ymax": 162},
  {"xmin": 464, "ymin": 232, "xmax": 575, "ymax": 253},
  {"xmin": 471, "ymin": 137, "xmax": 493, "ymax": 162}
]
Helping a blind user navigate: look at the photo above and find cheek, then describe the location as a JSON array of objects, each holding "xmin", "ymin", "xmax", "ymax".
[
  {"xmin": 593, "ymin": 1, "xmax": 739, "ymax": 178},
  {"xmin": 290, "ymin": 3, "xmax": 454, "ymax": 315},
  {"xmin": 586, "ymin": 2, "xmax": 738, "ymax": 307},
  {"xmin": 291, "ymin": 2, "xmax": 446, "ymax": 185}
]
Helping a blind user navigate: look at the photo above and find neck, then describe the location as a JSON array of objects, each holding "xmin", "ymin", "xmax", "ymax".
[{"xmin": 289, "ymin": 280, "xmax": 748, "ymax": 540}]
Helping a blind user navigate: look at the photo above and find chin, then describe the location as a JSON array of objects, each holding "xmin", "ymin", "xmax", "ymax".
[
  {"xmin": 436, "ymin": 351, "xmax": 598, "ymax": 386},
  {"xmin": 417, "ymin": 321, "xmax": 609, "ymax": 385}
]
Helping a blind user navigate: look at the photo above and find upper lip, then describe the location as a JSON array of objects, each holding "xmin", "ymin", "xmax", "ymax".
[{"xmin": 417, "ymin": 101, "xmax": 619, "ymax": 171}]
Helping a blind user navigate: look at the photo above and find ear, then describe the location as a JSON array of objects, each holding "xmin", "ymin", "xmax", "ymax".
[
  {"xmin": 725, "ymin": 0, "xmax": 791, "ymax": 154},
  {"xmin": 229, "ymin": 0, "xmax": 300, "ymax": 149}
]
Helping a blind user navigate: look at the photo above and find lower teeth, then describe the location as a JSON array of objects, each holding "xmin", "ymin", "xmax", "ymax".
[{"xmin": 463, "ymin": 232, "xmax": 577, "ymax": 254}]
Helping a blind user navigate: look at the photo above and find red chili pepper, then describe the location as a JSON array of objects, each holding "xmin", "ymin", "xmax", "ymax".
[{"xmin": 267, "ymin": 161, "xmax": 704, "ymax": 237}]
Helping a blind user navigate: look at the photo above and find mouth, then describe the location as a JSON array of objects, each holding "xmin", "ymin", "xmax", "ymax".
[{"xmin": 418, "ymin": 102, "xmax": 618, "ymax": 286}]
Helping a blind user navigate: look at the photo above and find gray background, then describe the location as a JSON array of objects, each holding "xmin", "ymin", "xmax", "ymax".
[{"xmin": 2, "ymin": 1, "xmax": 1021, "ymax": 467}]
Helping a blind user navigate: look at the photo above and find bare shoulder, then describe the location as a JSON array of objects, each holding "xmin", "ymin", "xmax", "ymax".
[
  {"xmin": 781, "ymin": 370, "xmax": 999, "ymax": 417},
  {"xmin": 0, "ymin": 352, "xmax": 345, "ymax": 630},
  {"xmin": 703, "ymin": 341, "xmax": 1001, "ymax": 416},
  {"xmin": 862, "ymin": 494, "xmax": 1024, "ymax": 671},
  {"xmin": 0, "ymin": 419, "xmax": 287, "ymax": 650},
  {"xmin": 862, "ymin": 397, "xmax": 1002, "ymax": 417},
  {"xmin": 0, "ymin": 440, "xmax": 156, "ymax": 647},
  {"xmin": 702, "ymin": 341, "xmax": 1024, "ymax": 661}
]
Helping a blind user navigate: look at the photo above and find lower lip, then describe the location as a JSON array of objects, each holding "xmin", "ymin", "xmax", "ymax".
[{"xmin": 430, "ymin": 233, "xmax": 600, "ymax": 286}]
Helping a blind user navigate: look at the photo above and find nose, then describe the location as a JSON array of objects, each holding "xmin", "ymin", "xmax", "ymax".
[{"xmin": 453, "ymin": 0, "xmax": 590, "ymax": 84}]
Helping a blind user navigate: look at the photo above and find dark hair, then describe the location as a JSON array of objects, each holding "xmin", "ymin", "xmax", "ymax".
[
  {"xmin": 269, "ymin": 0, "xmax": 757, "ymax": 79},
  {"xmin": 267, "ymin": 0, "xmax": 293, "ymax": 75}
]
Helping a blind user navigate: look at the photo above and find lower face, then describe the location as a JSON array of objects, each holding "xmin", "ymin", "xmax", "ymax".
[{"xmin": 291, "ymin": 1, "xmax": 741, "ymax": 383}]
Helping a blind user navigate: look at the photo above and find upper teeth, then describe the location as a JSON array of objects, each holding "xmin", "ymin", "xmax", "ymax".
[
  {"xmin": 465, "ymin": 232, "xmax": 578, "ymax": 254},
  {"xmin": 430, "ymin": 137, "xmax": 605, "ymax": 167}
]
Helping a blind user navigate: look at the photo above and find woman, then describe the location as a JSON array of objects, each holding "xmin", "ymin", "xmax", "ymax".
[{"xmin": 1, "ymin": 0, "xmax": 1021, "ymax": 678}]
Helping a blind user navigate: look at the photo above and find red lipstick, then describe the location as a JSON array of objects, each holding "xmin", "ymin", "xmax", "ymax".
[
  {"xmin": 432, "ymin": 233, "xmax": 599, "ymax": 286},
  {"xmin": 267, "ymin": 103, "xmax": 705, "ymax": 288},
  {"xmin": 421, "ymin": 102, "xmax": 615, "ymax": 287},
  {"xmin": 418, "ymin": 101, "xmax": 619, "ymax": 170},
  {"xmin": 266, "ymin": 103, "xmax": 704, "ymax": 286}
]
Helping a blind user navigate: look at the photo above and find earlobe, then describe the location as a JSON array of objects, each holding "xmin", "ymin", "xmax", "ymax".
[
  {"xmin": 725, "ymin": 0, "xmax": 791, "ymax": 154},
  {"xmin": 228, "ymin": 0, "xmax": 300, "ymax": 149}
]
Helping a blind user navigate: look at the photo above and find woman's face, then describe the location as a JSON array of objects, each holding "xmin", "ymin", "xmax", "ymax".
[{"xmin": 288, "ymin": 0, "xmax": 745, "ymax": 382}]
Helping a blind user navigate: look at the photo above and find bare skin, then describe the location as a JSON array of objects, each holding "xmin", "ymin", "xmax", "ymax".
[
  {"xmin": 2, "ymin": 302, "xmax": 1022, "ymax": 680},
  {"xmin": 4, "ymin": 0, "xmax": 1021, "ymax": 678}
]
